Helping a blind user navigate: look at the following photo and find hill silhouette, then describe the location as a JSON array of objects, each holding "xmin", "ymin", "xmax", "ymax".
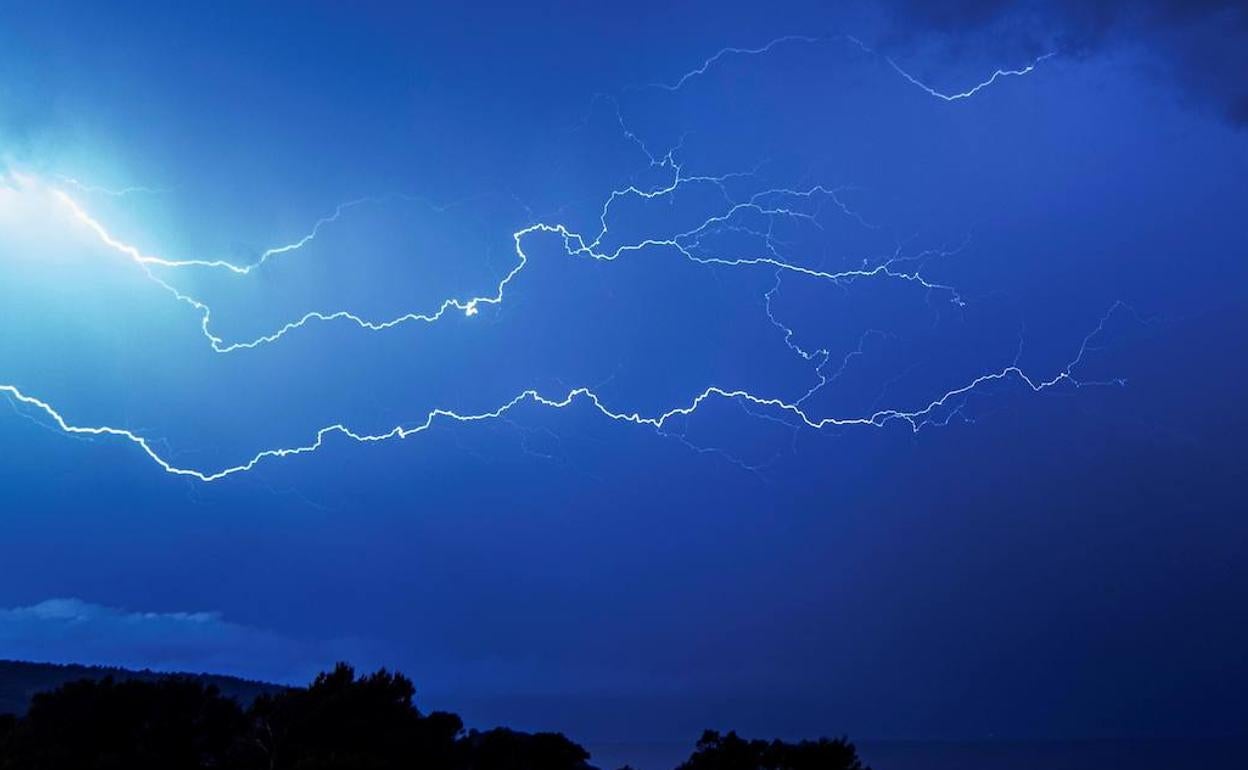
[
  {"xmin": 0, "ymin": 660, "xmax": 281, "ymax": 716},
  {"xmin": 0, "ymin": 661, "xmax": 868, "ymax": 769}
]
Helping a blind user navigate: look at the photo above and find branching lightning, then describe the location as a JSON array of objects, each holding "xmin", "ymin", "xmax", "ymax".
[
  {"xmin": 1, "ymin": 34, "xmax": 1115, "ymax": 482},
  {"xmin": 884, "ymin": 52, "xmax": 1056, "ymax": 101},
  {"xmin": 644, "ymin": 33, "xmax": 1055, "ymax": 101},
  {"xmin": 646, "ymin": 34, "xmax": 822, "ymax": 91},
  {"xmin": 47, "ymin": 163, "xmax": 961, "ymax": 352},
  {"xmin": 0, "ymin": 300, "xmax": 1127, "ymax": 482},
  {"xmin": 53, "ymin": 175, "xmax": 171, "ymax": 197}
]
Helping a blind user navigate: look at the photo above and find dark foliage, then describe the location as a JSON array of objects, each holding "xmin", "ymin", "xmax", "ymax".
[
  {"xmin": 0, "ymin": 663, "xmax": 592, "ymax": 770},
  {"xmin": 461, "ymin": 727, "xmax": 592, "ymax": 770},
  {"xmin": 677, "ymin": 730, "xmax": 867, "ymax": 770},
  {"xmin": 247, "ymin": 663, "xmax": 464, "ymax": 769},
  {"xmin": 0, "ymin": 677, "xmax": 247, "ymax": 770},
  {"xmin": 0, "ymin": 664, "xmax": 866, "ymax": 770}
]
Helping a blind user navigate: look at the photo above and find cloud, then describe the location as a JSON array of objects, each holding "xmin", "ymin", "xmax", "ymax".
[
  {"xmin": 0, "ymin": 599, "xmax": 656, "ymax": 702},
  {"xmin": 0, "ymin": 598, "xmax": 361, "ymax": 684},
  {"xmin": 878, "ymin": 0, "xmax": 1248, "ymax": 125}
]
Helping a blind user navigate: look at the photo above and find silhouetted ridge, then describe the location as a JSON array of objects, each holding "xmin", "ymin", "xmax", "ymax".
[
  {"xmin": 0, "ymin": 659, "xmax": 280, "ymax": 717},
  {"xmin": 0, "ymin": 661, "xmax": 868, "ymax": 769}
]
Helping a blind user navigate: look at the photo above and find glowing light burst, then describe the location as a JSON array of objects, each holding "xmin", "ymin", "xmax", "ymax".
[
  {"xmin": 0, "ymin": 35, "xmax": 1113, "ymax": 482},
  {"xmin": 48, "ymin": 166, "xmax": 962, "ymax": 353}
]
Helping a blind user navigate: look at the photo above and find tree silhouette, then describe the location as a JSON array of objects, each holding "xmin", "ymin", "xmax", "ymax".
[
  {"xmin": 248, "ymin": 662, "xmax": 459, "ymax": 769},
  {"xmin": 0, "ymin": 714, "xmax": 15, "ymax": 746},
  {"xmin": 460, "ymin": 727, "xmax": 593, "ymax": 770},
  {"xmin": 0, "ymin": 676, "xmax": 247, "ymax": 770},
  {"xmin": 676, "ymin": 729, "xmax": 868, "ymax": 770},
  {"xmin": 0, "ymin": 664, "xmax": 867, "ymax": 770},
  {"xmin": 244, "ymin": 663, "xmax": 591, "ymax": 770}
]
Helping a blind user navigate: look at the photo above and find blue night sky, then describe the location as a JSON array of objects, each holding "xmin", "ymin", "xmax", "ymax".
[{"xmin": 1, "ymin": 0, "xmax": 1246, "ymax": 763}]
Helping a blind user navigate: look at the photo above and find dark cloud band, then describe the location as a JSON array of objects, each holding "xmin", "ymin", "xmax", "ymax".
[{"xmin": 881, "ymin": 0, "xmax": 1248, "ymax": 125}]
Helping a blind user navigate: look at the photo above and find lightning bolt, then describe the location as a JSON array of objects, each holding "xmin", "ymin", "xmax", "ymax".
[
  {"xmin": 0, "ymin": 300, "xmax": 1128, "ymax": 482},
  {"xmin": 1, "ymin": 33, "xmax": 1113, "ymax": 482},
  {"xmin": 884, "ymin": 52, "xmax": 1057, "ymax": 101},
  {"xmin": 53, "ymin": 175, "xmax": 171, "ymax": 197},
  {"xmin": 645, "ymin": 33, "xmax": 1054, "ymax": 100},
  {"xmin": 34, "ymin": 35, "xmax": 1044, "ymax": 354},
  {"xmin": 646, "ymin": 34, "xmax": 822, "ymax": 91},
  {"xmin": 47, "ymin": 161, "xmax": 961, "ymax": 353},
  {"xmin": 53, "ymin": 191, "xmax": 371, "ymax": 275}
]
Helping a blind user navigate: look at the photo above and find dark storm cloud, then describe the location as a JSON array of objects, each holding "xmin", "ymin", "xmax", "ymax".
[
  {"xmin": 880, "ymin": 0, "xmax": 1248, "ymax": 125},
  {"xmin": 0, "ymin": 599, "xmax": 363, "ymax": 684}
]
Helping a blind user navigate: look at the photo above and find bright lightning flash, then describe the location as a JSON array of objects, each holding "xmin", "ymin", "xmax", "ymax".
[{"xmin": 0, "ymin": 35, "xmax": 1116, "ymax": 483}]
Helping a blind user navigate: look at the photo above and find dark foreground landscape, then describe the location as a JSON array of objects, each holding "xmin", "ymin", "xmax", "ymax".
[
  {"xmin": 592, "ymin": 738, "xmax": 1248, "ymax": 770},
  {"xmin": 3, "ymin": 661, "xmax": 1246, "ymax": 769},
  {"xmin": 0, "ymin": 661, "xmax": 865, "ymax": 769}
]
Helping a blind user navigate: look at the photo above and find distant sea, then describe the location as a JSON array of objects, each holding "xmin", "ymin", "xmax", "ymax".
[{"xmin": 589, "ymin": 737, "xmax": 1248, "ymax": 770}]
